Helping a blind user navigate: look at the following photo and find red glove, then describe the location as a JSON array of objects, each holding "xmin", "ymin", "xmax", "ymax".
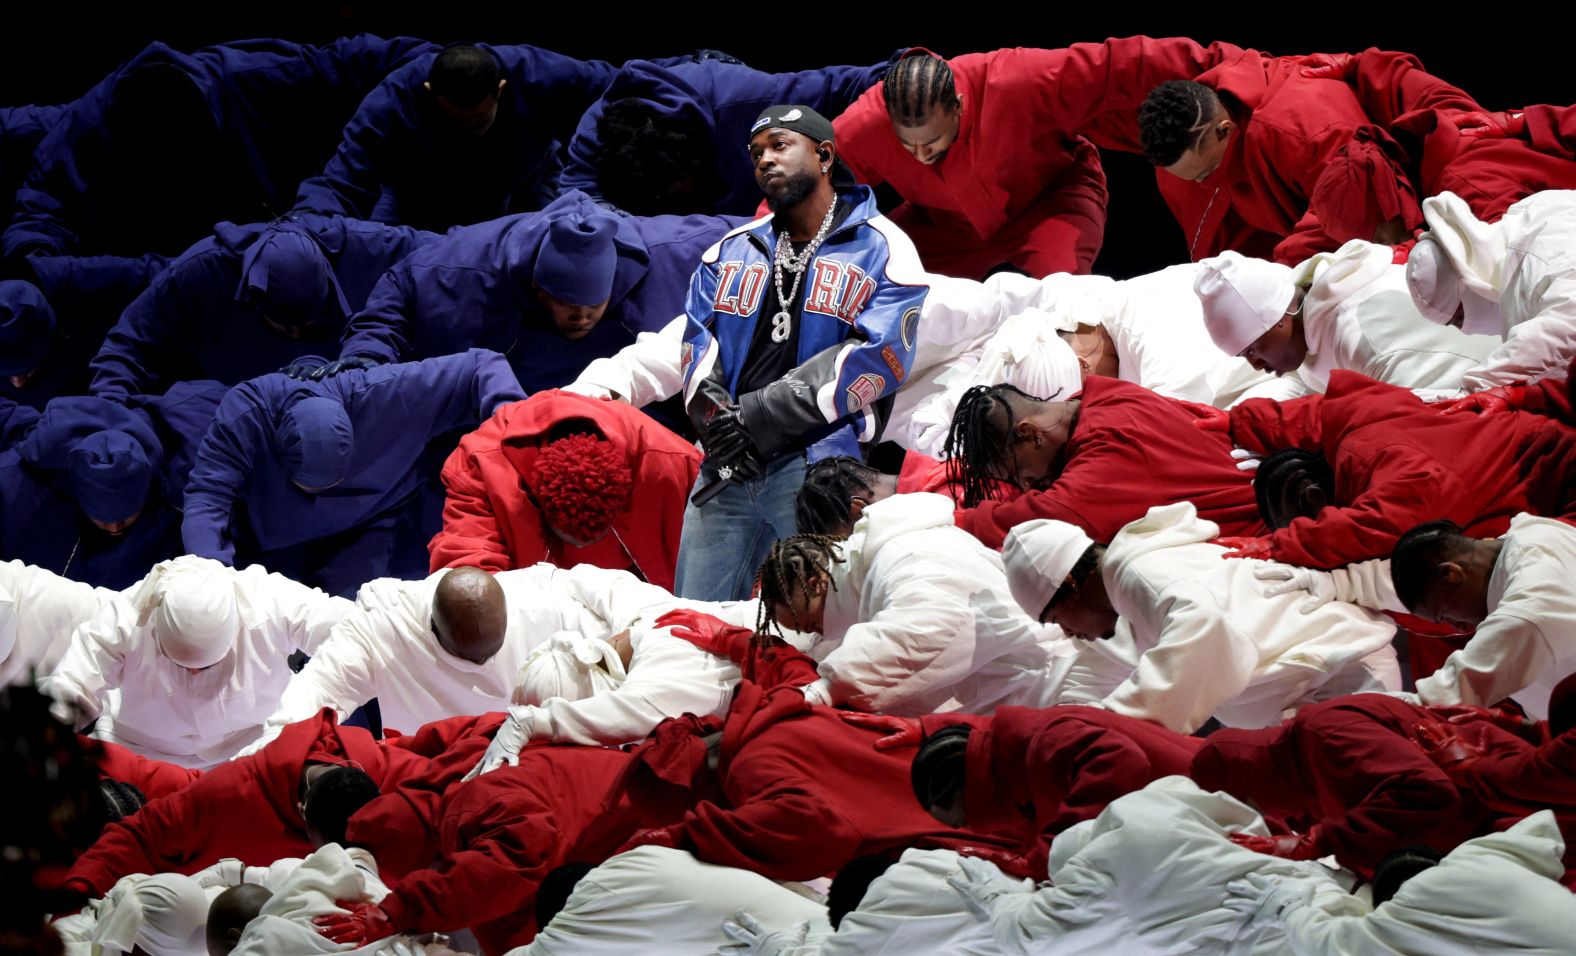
[
  {"xmin": 1214, "ymin": 536, "xmax": 1275, "ymax": 560},
  {"xmin": 654, "ymin": 609, "xmax": 755, "ymax": 664},
  {"xmin": 1448, "ymin": 108, "xmax": 1526, "ymax": 138},
  {"xmin": 615, "ymin": 824, "xmax": 686, "ymax": 856},
  {"xmin": 1428, "ymin": 703, "xmax": 1539, "ymax": 734},
  {"xmin": 1412, "ymin": 721, "xmax": 1486, "ymax": 772},
  {"xmin": 1186, "ymin": 403, "xmax": 1231, "ymax": 436},
  {"xmin": 952, "ymin": 844, "xmax": 1035, "ymax": 879},
  {"xmin": 838, "ymin": 711, "xmax": 924, "ymax": 751},
  {"xmin": 1440, "ymin": 385, "xmax": 1527, "ymax": 416},
  {"xmin": 1229, "ymin": 831, "xmax": 1323, "ymax": 861},
  {"xmin": 312, "ymin": 902, "xmax": 394, "ymax": 945},
  {"xmin": 1295, "ymin": 52, "xmax": 1356, "ymax": 80}
]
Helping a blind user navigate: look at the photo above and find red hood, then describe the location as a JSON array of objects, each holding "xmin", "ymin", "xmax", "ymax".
[
  {"xmin": 258, "ymin": 709, "xmax": 403, "ymax": 828},
  {"xmin": 493, "ymin": 389, "xmax": 649, "ymax": 487}
]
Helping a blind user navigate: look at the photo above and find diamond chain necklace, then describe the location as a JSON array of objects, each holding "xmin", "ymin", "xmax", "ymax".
[{"xmin": 768, "ymin": 198, "xmax": 838, "ymax": 342}]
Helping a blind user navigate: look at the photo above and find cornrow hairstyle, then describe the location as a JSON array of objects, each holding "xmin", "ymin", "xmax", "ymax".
[
  {"xmin": 1046, "ymin": 543, "xmax": 1106, "ymax": 610},
  {"xmin": 754, "ymin": 534, "xmax": 845, "ymax": 641},
  {"xmin": 796, "ymin": 456, "xmax": 882, "ymax": 536},
  {"xmin": 1389, "ymin": 519, "xmax": 1470, "ymax": 611},
  {"xmin": 1371, "ymin": 845, "xmax": 1443, "ymax": 905},
  {"xmin": 1138, "ymin": 80, "xmax": 1221, "ymax": 167},
  {"xmin": 910, "ymin": 724, "xmax": 971, "ymax": 813},
  {"xmin": 883, "ymin": 53, "xmax": 961, "ymax": 127},
  {"xmin": 943, "ymin": 383, "xmax": 1040, "ymax": 508},
  {"xmin": 99, "ymin": 779, "xmax": 147, "ymax": 823},
  {"xmin": 1254, "ymin": 448, "xmax": 1335, "ymax": 528}
]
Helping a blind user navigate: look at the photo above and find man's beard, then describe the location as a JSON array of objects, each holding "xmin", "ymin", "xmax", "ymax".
[{"xmin": 765, "ymin": 168, "xmax": 819, "ymax": 213}]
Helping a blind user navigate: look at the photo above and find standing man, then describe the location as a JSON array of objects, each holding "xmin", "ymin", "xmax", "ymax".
[{"xmin": 676, "ymin": 104, "xmax": 930, "ymax": 600}]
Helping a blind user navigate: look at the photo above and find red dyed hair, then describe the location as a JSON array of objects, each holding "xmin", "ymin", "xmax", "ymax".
[{"xmin": 533, "ymin": 432, "xmax": 635, "ymax": 541}]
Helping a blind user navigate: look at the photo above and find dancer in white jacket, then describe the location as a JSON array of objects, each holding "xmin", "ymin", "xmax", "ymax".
[
  {"xmin": 948, "ymin": 777, "xmax": 1359, "ymax": 956},
  {"xmin": 1195, "ymin": 241, "xmax": 1498, "ymax": 395},
  {"xmin": 1, "ymin": 559, "xmax": 121, "ymax": 686},
  {"xmin": 1226, "ymin": 811, "xmax": 1576, "ymax": 956},
  {"xmin": 40, "ymin": 555, "xmax": 352, "ymax": 768},
  {"xmin": 757, "ymin": 492, "xmax": 1121, "ymax": 716},
  {"xmin": 253, "ymin": 562, "xmax": 681, "ymax": 747},
  {"xmin": 1409, "ymin": 189, "xmax": 1576, "ymax": 391},
  {"xmin": 1392, "ymin": 513, "xmax": 1576, "ymax": 719},
  {"xmin": 512, "ymin": 847, "xmax": 830, "ymax": 956},
  {"xmin": 1001, "ymin": 502, "xmax": 1401, "ymax": 734}
]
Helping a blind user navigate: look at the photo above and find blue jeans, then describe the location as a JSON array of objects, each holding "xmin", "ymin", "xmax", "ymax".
[{"xmin": 673, "ymin": 455, "xmax": 806, "ymax": 601}]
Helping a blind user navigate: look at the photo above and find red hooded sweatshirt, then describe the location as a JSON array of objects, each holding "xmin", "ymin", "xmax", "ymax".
[
  {"xmin": 921, "ymin": 706, "xmax": 1203, "ymax": 876},
  {"xmin": 92, "ymin": 738, "xmax": 204, "ymax": 801},
  {"xmin": 66, "ymin": 710, "xmax": 428, "ymax": 896},
  {"xmin": 1227, "ymin": 371, "xmax": 1576, "ymax": 568},
  {"xmin": 1191, "ymin": 694, "xmax": 1488, "ymax": 878},
  {"xmin": 427, "ymin": 389, "xmax": 701, "ymax": 589},
  {"xmin": 955, "ymin": 377, "xmax": 1266, "ymax": 549}
]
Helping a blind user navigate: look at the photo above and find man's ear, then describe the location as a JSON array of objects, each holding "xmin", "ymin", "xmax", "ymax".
[
  {"xmin": 1216, "ymin": 118, "xmax": 1236, "ymax": 140},
  {"xmin": 496, "ymin": 78, "xmax": 508, "ymax": 95},
  {"xmin": 1436, "ymin": 561, "xmax": 1468, "ymax": 588},
  {"xmin": 849, "ymin": 496, "xmax": 867, "ymax": 524}
]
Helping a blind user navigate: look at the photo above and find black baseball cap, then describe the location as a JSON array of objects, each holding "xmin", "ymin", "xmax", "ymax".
[{"xmin": 749, "ymin": 104, "xmax": 835, "ymax": 146}]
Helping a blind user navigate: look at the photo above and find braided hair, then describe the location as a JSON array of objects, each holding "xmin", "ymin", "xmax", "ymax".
[
  {"xmin": 1253, "ymin": 448, "xmax": 1334, "ymax": 529},
  {"xmin": 943, "ymin": 383, "xmax": 1040, "ymax": 508},
  {"xmin": 883, "ymin": 53, "xmax": 961, "ymax": 127},
  {"xmin": 754, "ymin": 534, "xmax": 845, "ymax": 640},
  {"xmin": 796, "ymin": 456, "xmax": 881, "ymax": 536},
  {"xmin": 1138, "ymin": 80, "xmax": 1221, "ymax": 167}
]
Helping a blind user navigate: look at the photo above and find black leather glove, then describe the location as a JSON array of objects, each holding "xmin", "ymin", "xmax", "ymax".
[
  {"xmin": 309, "ymin": 355, "xmax": 384, "ymax": 380},
  {"xmin": 278, "ymin": 355, "xmax": 330, "ymax": 380},
  {"xmin": 702, "ymin": 405, "xmax": 766, "ymax": 481}
]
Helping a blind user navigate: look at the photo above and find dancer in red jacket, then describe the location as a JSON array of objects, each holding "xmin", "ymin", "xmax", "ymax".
[
  {"xmin": 64, "ymin": 710, "xmax": 428, "ymax": 897},
  {"xmin": 944, "ymin": 380, "xmax": 1265, "ymax": 550},
  {"xmin": 849, "ymin": 704, "xmax": 1202, "ymax": 876},
  {"xmin": 1192, "ymin": 694, "xmax": 1489, "ymax": 878},
  {"xmin": 427, "ymin": 389, "xmax": 701, "ymax": 590},
  {"xmin": 832, "ymin": 38, "xmax": 1241, "ymax": 279}
]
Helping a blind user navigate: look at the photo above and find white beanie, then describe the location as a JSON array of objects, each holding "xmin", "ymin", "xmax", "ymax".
[
  {"xmin": 131, "ymin": 557, "xmax": 242, "ymax": 670},
  {"xmin": 969, "ymin": 309, "xmax": 1086, "ymax": 399},
  {"xmin": 1405, "ymin": 236, "xmax": 1464, "ymax": 325},
  {"xmin": 1411, "ymin": 192, "xmax": 1507, "ymax": 334},
  {"xmin": 1193, "ymin": 251, "xmax": 1298, "ymax": 356},
  {"xmin": 1001, "ymin": 518, "xmax": 1095, "ymax": 620},
  {"xmin": 511, "ymin": 630, "xmax": 627, "ymax": 707}
]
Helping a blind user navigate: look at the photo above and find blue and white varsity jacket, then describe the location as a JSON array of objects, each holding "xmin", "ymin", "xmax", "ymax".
[{"xmin": 681, "ymin": 185, "xmax": 930, "ymax": 462}]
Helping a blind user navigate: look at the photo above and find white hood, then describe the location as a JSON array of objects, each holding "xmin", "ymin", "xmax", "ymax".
[
  {"xmin": 1295, "ymin": 239, "xmax": 1395, "ymax": 366},
  {"xmin": 837, "ymin": 492, "xmax": 958, "ymax": 587}
]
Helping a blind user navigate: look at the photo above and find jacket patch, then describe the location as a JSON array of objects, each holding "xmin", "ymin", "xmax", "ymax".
[
  {"xmin": 881, "ymin": 345, "xmax": 907, "ymax": 382},
  {"xmin": 900, "ymin": 307, "xmax": 920, "ymax": 350},
  {"xmin": 845, "ymin": 372, "xmax": 886, "ymax": 411}
]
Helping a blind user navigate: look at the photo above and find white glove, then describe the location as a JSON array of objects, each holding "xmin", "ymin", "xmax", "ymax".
[
  {"xmin": 463, "ymin": 707, "xmax": 532, "ymax": 781},
  {"xmin": 1385, "ymin": 690, "xmax": 1423, "ymax": 705},
  {"xmin": 946, "ymin": 855, "xmax": 1029, "ymax": 922},
  {"xmin": 1231, "ymin": 447, "xmax": 1261, "ymax": 471},
  {"xmin": 720, "ymin": 911, "xmax": 808, "ymax": 956},
  {"xmin": 1253, "ymin": 565, "xmax": 1337, "ymax": 613},
  {"xmin": 1223, "ymin": 872, "xmax": 1317, "ymax": 928},
  {"xmin": 800, "ymin": 677, "xmax": 833, "ymax": 708},
  {"xmin": 562, "ymin": 380, "xmax": 618, "ymax": 401},
  {"xmin": 194, "ymin": 858, "xmax": 246, "ymax": 889}
]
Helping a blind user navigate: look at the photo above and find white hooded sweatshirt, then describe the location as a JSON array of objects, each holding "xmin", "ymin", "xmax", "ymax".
[
  {"xmin": 1293, "ymin": 239, "xmax": 1499, "ymax": 394},
  {"xmin": 1098, "ymin": 502, "xmax": 1401, "ymax": 733},
  {"xmin": 257, "ymin": 562, "xmax": 678, "ymax": 742},
  {"xmin": 228, "ymin": 844, "xmax": 431, "ymax": 956},
  {"xmin": 977, "ymin": 777, "xmax": 1360, "ymax": 956},
  {"xmin": 1415, "ymin": 513, "xmax": 1576, "ymax": 719},
  {"xmin": 1277, "ymin": 811, "xmax": 1576, "ymax": 955},
  {"xmin": 40, "ymin": 556, "xmax": 352, "ymax": 768},
  {"xmin": 53, "ymin": 872, "xmax": 211, "ymax": 956},
  {"xmin": 508, "ymin": 847, "xmax": 830, "ymax": 955},
  {"xmin": 806, "ymin": 492, "xmax": 1121, "ymax": 716},
  {"xmin": 1, "ymin": 559, "xmax": 120, "ymax": 687},
  {"xmin": 1415, "ymin": 190, "xmax": 1576, "ymax": 391}
]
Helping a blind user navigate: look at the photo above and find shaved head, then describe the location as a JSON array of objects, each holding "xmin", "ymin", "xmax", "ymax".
[
  {"xmin": 432, "ymin": 567, "xmax": 508, "ymax": 664},
  {"xmin": 207, "ymin": 884, "xmax": 272, "ymax": 956}
]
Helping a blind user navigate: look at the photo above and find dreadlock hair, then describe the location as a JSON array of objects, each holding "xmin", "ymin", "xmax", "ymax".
[
  {"xmin": 1389, "ymin": 519, "xmax": 1470, "ymax": 612},
  {"xmin": 883, "ymin": 53, "xmax": 960, "ymax": 127},
  {"xmin": 943, "ymin": 383, "xmax": 1043, "ymax": 508},
  {"xmin": 1139, "ymin": 80, "xmax": 1222, "ymax": 167},
  {"xmin": 796, "ymin": 456, "xmax": 882, "ymax": 536},
  {"xmin": 427, "ymin": 44, "xmax": 502, "ymax": 108},
  {"xmin": 910, "ymin": 725, "xmax": 971, "ymax": 816},
  {"xmin": 1371, "ymin": 845, "xmax": 1444, "ymax": 905},
  {"xmin": 1254, "ymin": 448, "xmax": 1334, "ymax": 529},
  {"xmin": 592, "ymin": 98, "xmax": 718, "ymax": 216},
  {"xmin": 754, "ymin": 534, "xmax": 845, "ymax": 640}
]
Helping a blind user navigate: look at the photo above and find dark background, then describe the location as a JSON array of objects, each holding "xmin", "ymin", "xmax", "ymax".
[{"xmin": 3, "ymin": 4, "xmax": 1563, "ymax": 278}]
